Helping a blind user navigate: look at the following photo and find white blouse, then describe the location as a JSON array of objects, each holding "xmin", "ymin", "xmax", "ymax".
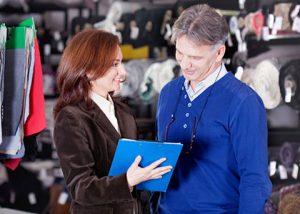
[{"xmin": 90, "ymin": 91, "xmax": 120, "ymax": 134}]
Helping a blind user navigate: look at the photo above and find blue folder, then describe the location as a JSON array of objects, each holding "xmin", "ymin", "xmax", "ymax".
[{"xmin": 108, "ymin": 138, "xmax": 183, "ymax": 192}]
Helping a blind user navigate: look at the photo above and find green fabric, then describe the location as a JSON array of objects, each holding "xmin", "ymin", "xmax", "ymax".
[
  {"xmin": 19, "ymin": 17, "xmax": 37, "ymax": 38},
  {"xmin": 6, "ymin": 27, "xmax": 33, "ymax": 49}
]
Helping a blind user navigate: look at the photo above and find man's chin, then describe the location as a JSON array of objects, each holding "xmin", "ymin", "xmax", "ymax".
[{"xmin": 182, "ymin": 74, "xmax": 194, "ymax": 81}]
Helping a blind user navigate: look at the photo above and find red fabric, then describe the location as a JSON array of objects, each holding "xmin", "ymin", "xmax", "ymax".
[
  {"xmin": 3, "ymin": 158, "xmax": 22, "ymax": 170},
  {"xmin": 253, "ymin": 11, "xmax": 264, "ymax": 38},
  {"xmin": 24, "ymin": 38, "xmax": 46, "ymax": 136}
]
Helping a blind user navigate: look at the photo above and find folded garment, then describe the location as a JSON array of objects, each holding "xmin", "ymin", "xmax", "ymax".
[
  {"xmin": 279, "ymin": 59, "xmax": 300, "ymax": 110},
  {"xmin": 279, "ymin": 142, "xmax": 300, "ymax": 168},
  {"xmin": 251, "ymin": 59, "xmax": 281, "ymax": 109}
]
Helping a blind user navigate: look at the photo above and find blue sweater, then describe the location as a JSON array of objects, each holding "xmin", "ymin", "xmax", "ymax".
[{"xmin": 156, "ymin": 73, "xmax": 272, "ymax": 214}]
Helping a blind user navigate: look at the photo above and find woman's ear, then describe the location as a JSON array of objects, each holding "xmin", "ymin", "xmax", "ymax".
[
  {"xmin": 216, "ymin": 45, "xmax": 226, "ymax": 63},
  {"xmin": 86, "ymin": 72, "xmax": 93, "ymax": 81}
]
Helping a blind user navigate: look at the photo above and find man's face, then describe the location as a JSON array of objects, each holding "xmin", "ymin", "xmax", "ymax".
[{"xmin": 175, "ymin": 35, "xmax": 221, "ymax": 88}]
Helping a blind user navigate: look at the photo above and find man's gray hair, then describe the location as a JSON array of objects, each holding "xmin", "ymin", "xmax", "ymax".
[{"xmin": 171, "ymin": 4, "xmax": 229, "ymax": 47}]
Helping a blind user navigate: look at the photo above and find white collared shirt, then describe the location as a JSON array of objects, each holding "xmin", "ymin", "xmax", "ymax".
[
  {"xmin": 90, "ymin": 91, "xmax": 120, "ymax": 134},
  {"xmin": 184, "ymin": 63, "xmax": 228, "ymax": 101}
]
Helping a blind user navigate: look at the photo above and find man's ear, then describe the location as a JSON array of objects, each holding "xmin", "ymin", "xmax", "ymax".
[{"xmin": 216, "ymin": 45, "xmax": 226, "ymax": 63}]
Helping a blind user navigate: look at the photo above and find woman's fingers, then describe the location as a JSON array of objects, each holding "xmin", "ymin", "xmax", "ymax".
[
  {"xmin": 146, "ymin": 157, "xmax": 167, "ymax": 170},
  {"xmin": 128, "ymin": 155, "xmax": 142, "ymax": 170},
  {"xmin": 149, "ymin": 166, "xmax": 172, "ymax": 178},
  {"xmin": 151, "ymin": 175, "xmax": 163, "ymax": 179},
  {"xmin": 127, "ymin": 157, "xmax": 173, "ymax": 187}
]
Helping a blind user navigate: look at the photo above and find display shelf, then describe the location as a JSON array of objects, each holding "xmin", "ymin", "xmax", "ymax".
[
  {"xmin": 267, "ymin": 33, "xmax": 300, "ymax": 40},
  {"xmin": 0, "ymin": 1, "xmax": 85, "ymax": 13},
  {"xmin": 247, "ymin": 32, "xmax": 300, "ymax": 46},
  {"xmin": 268, "ymin": 128, "xmax": 300, "ymax": 147}
]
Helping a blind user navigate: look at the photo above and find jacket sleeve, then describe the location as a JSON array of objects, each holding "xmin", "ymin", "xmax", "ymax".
[
  {"xmin": 54, "ymin": 108, "xmax": 133, "ymax": 206},
  {"xmin": 230, "ymin": 94, "xmax": 272, "ymax": 214}
]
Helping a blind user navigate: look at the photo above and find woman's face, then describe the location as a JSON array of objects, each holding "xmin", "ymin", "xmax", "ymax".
[{"xmin": 90, "ymin": 46, "xmax": 126, "ymax": 98}]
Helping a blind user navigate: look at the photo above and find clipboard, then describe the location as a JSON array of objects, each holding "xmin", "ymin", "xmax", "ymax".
[{"xmin": 108, "ymin": 138, "xmax": 183, "ymax": 192}]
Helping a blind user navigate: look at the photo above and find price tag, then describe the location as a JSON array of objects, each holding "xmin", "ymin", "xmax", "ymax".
[
  {"xmin": 285, "ymin": 86, "xmax": 292, "ymax": 103},
  {"xmin": 28, "ymin": 192, "xmax": 37, "ymax": 205},
  {"xmin": 44, "ymin": 44, "xmax": 51, "ymax": 56},
  {"xmin": 268, "ymin": 14, "xmax": 274, "ymax": 29},
  {"xmin": 58, "ymin": 192, "xmax": 68, "ymax": 205},
  {"xmin": 290, "ymin": 5, "xmax": 300, "ymax": 19},
  {"xmin": 272, "ymin": 16, "xmax": 283, "ymax": 35},
  {"xmin": 292, "ymin": 16, "xmax": 300, "ymax": 33},
  {"xmin": 10, "ymin": 191, "xmax": 15, "ymax": 204},
  {"xmin": 278, "ymin": 165, "xmax": 288, "ymax": 180},
  {"xmin": 270, "ymin": 161, "xmax": 277, "ymax": 176},
  {"xmin": 262, "ymin": 26, "xmax": 270, "ymax": 41},
  {"xmin": 292, "ymin": 163, "xmax": 299, "ymax": 179},
  {"xmin": 130, "ymin": 26, "xmax": 139, "ymax": 40}
]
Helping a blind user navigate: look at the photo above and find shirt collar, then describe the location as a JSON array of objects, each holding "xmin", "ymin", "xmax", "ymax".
[
  {"xmin": 183, "ymin": 63, "xmax": 228, "ymax": 101},
  {"xmin": 90, "ymin": 91, "xmax": 115, "ymax": 114},
  {"xmin": 184, "ymin": 63, "xmax": 227, "ymax": 93}
]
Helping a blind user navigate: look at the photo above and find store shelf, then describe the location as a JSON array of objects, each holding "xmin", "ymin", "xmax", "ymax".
[
  {"xmin": 247, "ymin": 32, "xmax": 300, "ymax": 46},
  {"xmin": 268, "ymin": 128, "xmax": 300, "ymax": 147}
]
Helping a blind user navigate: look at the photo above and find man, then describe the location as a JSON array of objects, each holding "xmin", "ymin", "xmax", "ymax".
[{"xmin": 154, "ymin": 4, "xmax": 272, "ymax": 213}]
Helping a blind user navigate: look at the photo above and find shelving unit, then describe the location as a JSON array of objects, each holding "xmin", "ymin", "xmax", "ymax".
[{"xmin": 268, "ymin": 128, "xmax": 300, "ymax": 147}]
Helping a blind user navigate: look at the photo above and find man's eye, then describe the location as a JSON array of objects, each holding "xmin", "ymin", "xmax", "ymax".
[
  {"xmin": 176, "ymin": 51, "xmax": 182, "ymax": 56},
  {"xmin": 192, "ymin": 56, "xmax": 201, "ymax": 60}
]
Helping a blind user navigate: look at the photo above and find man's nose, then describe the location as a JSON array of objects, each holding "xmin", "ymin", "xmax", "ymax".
[{"xmin": 180, "ymin": 56, "xmax": 192, "ymax": 69}]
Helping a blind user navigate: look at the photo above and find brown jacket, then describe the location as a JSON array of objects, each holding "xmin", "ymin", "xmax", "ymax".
[{"xmin": 54, "ymin": 99, "xmax": 145, "ymax": 214}]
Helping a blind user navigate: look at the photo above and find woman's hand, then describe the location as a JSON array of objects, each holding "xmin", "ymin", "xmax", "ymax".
[{"xmin": 126, "ymin": 155, "xmax": 173, "ymax": 188}]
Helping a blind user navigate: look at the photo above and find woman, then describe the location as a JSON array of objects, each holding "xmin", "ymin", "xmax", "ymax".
[{"xmin": 53, "ymin": 29, "xmax": 172, "ymax": 214}]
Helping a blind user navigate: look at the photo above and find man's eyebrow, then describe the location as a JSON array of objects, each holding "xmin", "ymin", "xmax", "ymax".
[{"xmin": 176, "ymin": 48, "xmax": 203, "ymax": 58}]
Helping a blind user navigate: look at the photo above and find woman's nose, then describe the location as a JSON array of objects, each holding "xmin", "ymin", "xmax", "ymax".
[{"xmin": 118, "ymin": 64, "xmax": 127, "ymax": 81}]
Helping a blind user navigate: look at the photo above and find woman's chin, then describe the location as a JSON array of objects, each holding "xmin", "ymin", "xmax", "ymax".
[{"xmin": 112, "ymin": 82, "xmax": 121, "ymax": 90}]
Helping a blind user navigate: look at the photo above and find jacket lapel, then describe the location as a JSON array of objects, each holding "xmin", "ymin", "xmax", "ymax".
[
  {"xmin": 79, "ymin": 101, "xmax": 121, "ymax": 144},
  {"xmin": 114, "ymin": 101, "xmax": 137, "ymax": 140},
  {"xmin": 78, "ymin": 99, "xmax": 136, "ymax": 143}
]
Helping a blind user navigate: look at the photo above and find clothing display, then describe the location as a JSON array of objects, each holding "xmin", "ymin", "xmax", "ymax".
[
  {"xmin": 0, "ymin": 24, "xmax": 6, "ymax": 144},
  {"xmin": 279, "ymin": 142, "xmax": 300, "ymax": 168},
  {"xmin": 140, "ymin": 59, "xmax": 178, "ymax": 103},
  {"xmin": 0, "ymin": 18, "xmax": 46, "ymax": 171},
  {"xmin": 279, "ymin": 59, "xmax": 300, "ymax": 110},
  {"xmin": 120, "ymin": 59, "xmax": 154, "ymax": 99},
  {"xmin": 23, "ymin": 46, "xmax": 35, "ymax": 123},
  {"xmin": 23, "ymin": 38, "xmax": 46, "ymax": 136},
  {"xmin": 251, "ymin": 59, "xmax": 281, "ymax": 109},
  {"xmin": 2, "ymin": 48, "xmax": 27, "ymax": 136},
  {"xmin": 1, "ymin": 27, "xmax": 31, "ymax": 165}
]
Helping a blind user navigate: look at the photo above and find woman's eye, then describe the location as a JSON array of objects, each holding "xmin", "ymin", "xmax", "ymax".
[{"xmin": 112, "ymin": 62, "xmax": 119, "ymax": 67}]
